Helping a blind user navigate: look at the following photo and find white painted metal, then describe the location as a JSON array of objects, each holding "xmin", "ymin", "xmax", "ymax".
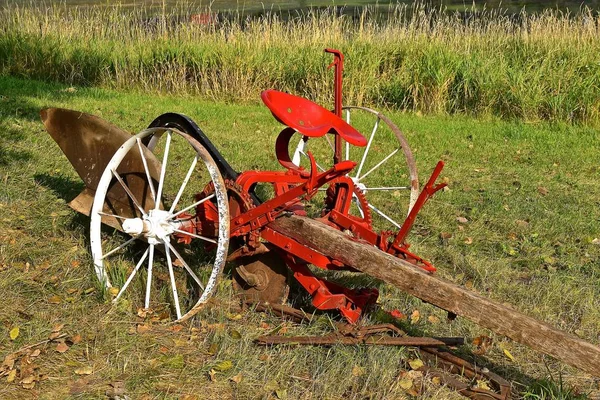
[{"xmin": 90, "ymin": 127, "xmax": 230, "ymax": 322}]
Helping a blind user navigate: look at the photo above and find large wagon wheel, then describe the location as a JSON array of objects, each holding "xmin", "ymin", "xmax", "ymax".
[
  {"xmin": 292, "ymin": 106, "xmax": 419, "ymax": 231},
  {"xmin": 90, "ymin": 127, "xmax": 230, "ymax": 322}
]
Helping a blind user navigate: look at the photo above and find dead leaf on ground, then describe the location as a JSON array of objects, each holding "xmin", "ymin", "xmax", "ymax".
[
  {"xmin": 464, "ymin": 237, "xmax": 473, "ymax": 244},
  {"xmin": 408, "ymin": 359, "xmax": 424, "ymax": 370},
  {"xmin": 213, "ymin": 360, "xmax": 233, "ymax": 372},
  {"xmin": 456, "ymin": 216, "xmax": 468, "ymax": 224},
  {"xmin": 56, "ymin": 341, "xmax": 69, "ymax": 353},
  {"xmin": 52, "ymin": 323, "xmax": 64, "ymax": 333},
  {"xmin": 106, "ymin": 380, "xmax": 126, "ymax": 398},
  {"xmin": 516, "ymin": 219, "xmax": 529, "ymax": 228},
  {"xmin": 410, "ymin": 310, "xmax": 420, "ymax": 324},
  {"xmin": 74, "ymin": 366, "xmax": 93, "ymax": 375},
  {"xmin": 136, "ymin": 324, "xmax": 151, "ymax": 334},
  {"xmin": 230, "ymin": 373, "xmax": 243, "ymax": 384},
  {"xmin": 30, "ymin": 349, "xmax": 41, "ymax": 358},
  {"xmin": 503, "ymin": 348, "xmax": 515, "ymax": 362},
  {"xmin": 427, "ymin": 315, "xmax": 440, "ymax": 324},
  {"xmin": 352, "ymin": 365, "xmax": 365, "ymax": 377},
  {"xmin": 49, "ymin": 331, "xmax": 62, "ymax": 340},
  {"xmin": 9, "ymin": 327, "xmax": 19, "ymax": 341},
  {"xmin": 169, "ymin": 324, "xmax": 184, "ymax": 333},
  {"xmin": 208, "ymin": 369, "xmax": 217, "ymax": 382},
  {"xmin": 591, "ymin": 238, "xmax": 600, "ymax": 245},
  {"xmin": 472, "ymin": 335, "xmax": 493, "ymax": 355},
  {"xmin": 537, "ymin": 186, "xmax": 548, "ymax": 196},
  {"xmin": 48, "ymin": 295, "xmax": 61, "ymax": 304},
  {"xmin": 71, "ymin": 334, "xmax": 82, "ymax": 344},
  {"xmin": 440, "ymin": 232, "xmax": 452, "ymax": 240},
  {"xmin": 6, "ymin": 369, "xmax": 17, "ymax": 383}
]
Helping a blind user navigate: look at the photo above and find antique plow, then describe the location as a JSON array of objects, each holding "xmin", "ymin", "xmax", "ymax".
[{"xmin": 42, "ymin": 48, "xmax": 600, "ymax": 393}]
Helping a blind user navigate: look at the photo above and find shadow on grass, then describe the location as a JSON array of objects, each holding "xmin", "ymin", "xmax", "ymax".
[{"xmin": 34, "ymin": 173, "xmax": 84, "ymax": 202}]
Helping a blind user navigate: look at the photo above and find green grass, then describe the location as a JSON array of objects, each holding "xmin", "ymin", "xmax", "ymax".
[
  {"xmin": 1, "ymin": 2, "xmax": 600, "ymax": 124},
  {"xmin": 0, "ymin": 76, "xmax": 599, "ymax": 399}
]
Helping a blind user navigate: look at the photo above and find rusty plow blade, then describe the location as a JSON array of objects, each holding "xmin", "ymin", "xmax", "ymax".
[{"xmin": 41, "ymin": 108, "xmax": 162, "ymax": 230}]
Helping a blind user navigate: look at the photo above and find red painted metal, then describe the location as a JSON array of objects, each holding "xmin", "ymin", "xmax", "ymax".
[
  {"xmin": 177, "ymin": 48, "xmax": 447, "ymax": 323},
  {"xmin": 261, "ymin": 90, "xmax": 366, "ymax": 147},
  {"xmin": 325, "ymin": 48, "xmax": 344, "ymax": 164}
]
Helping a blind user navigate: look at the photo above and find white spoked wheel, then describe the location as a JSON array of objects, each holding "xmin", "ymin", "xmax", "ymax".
[
  {"xmin": 292, "ymin": 106, "xmax": 419, "ymax": 231},
  {"xmin": 90, "ymin": 127, "xmax": 230, "ymax": 322}
]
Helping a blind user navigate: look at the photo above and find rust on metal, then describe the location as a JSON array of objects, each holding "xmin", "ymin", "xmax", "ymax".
[{"xmin": 419, "ymin": 347, "xmax": 512, "ymax": 400}]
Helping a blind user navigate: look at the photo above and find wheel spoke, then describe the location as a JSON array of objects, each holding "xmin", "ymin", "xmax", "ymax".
[
  {"xmin": 101, "ymin": 236, "xmax": 137, "ymax": 260},
  {"xmin": 154, "ymin": 130, "xmax": 172, "ymax": 211},
  {"xmin": 172, "ymin": 228, "xmax": 217, "ymax": 244},
  {"xmin": 111, "ymin": 169, "xmax": 147, "ymax": 217},
  {"xmin": 324, "ymin": 134, "xmax": 335, "ymax": 153},
  {"xmin": 292, "ymin": 137, "xmax": 305, "ymax": 166},
  {"xmin": 352, "ymin": 194, "xmax": 365, "ymax": 218},
  {"xmin": 169, "ymin": 194, "xmax": 215, "ymax": 220},
  {"xmin": 299, "ymin": 151, "xmax": 326, "ymax": 172},
  {"xmin": 114, "ymin": 247, "xmax": 149, "ymax": 302},
  {"xmin": 144, "ymin": 244, "xmax": 155, "ymax": 309},
  {"xmin": 136, "ymin": 138, "xmax": 157, "ymax": 202},
  {"xmin": 169, "ymin": 155, "xmax": 198, "ymax": 214},
  {"xmin": 98, "ymin": 211, "xmax": 128, "ymax": 220},
  {"xmin": 368, "ymin": 203, "xmax": 402, "ymax": 229},
  {"xmin": 364, "ymin": 186, "xmax": 410, "ymax": 191},
  {"xmin": 164, "ymin": 242, "xmax": 182, "ymax": 319},
  {"xmin": 355, "ymin": 117, "xmax": 379, "ymax": 179},
  {"xmin": 164, "ymin": 241, "xmax": 205, "ymax": 291},
  {"xmin": 358, "ymin": 148, "xmax": 399, "ymax": 182}
]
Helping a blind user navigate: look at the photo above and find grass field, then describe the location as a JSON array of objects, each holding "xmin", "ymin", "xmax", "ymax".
[
  {"xmin": 0, "ymin": 75, "xmax": 599, "ymax": 399},
  {"xmin": 1, "ymin": 2, "xmax": 600, "ymax": 125}
]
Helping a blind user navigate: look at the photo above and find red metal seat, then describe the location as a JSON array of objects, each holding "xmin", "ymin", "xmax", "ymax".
[{"xmin": 261, "ymin": 90, "xmax": 367, "ymax": 147}]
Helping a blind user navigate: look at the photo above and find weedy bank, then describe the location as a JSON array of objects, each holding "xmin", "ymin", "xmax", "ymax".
[
  {"xmin": 0, "ymin": 76, "xmax": 599, "ymax": 398},
  {"xmin": 1, "ymin": 2, "xmax": 600, "ymax": 124}
]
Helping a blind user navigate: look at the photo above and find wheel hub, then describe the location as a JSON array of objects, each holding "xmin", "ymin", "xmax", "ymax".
[{"xmin": 122, "ymin": 209, "xmax": 177, "ymax": 244}]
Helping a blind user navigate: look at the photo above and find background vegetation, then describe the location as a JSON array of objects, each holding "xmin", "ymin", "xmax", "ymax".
[{"xmin": 1, "ymin": 2, "xmax": 600, "ymax": 124}]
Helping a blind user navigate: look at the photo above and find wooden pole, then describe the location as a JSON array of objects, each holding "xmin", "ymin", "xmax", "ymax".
[{"xmin": 269, "ymin": 215, "xmax": 600, "ymax": 377}]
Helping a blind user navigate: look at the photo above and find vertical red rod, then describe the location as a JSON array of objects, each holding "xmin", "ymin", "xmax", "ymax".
[{"xmin": 325, "ymin": 48, "xmax": 344, "ymax": 164}]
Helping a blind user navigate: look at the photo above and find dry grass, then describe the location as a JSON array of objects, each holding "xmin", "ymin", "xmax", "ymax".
[
  {"xmin": 0, "ymin": 75, "xmax": 599, "ymax": 398},
  {"xmin": 1, "ymin": 2, "xmax": 600, "ymax": 124}
]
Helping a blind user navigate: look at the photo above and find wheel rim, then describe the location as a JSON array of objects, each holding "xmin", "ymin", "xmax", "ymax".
[
  {"xmin": 90, "ymin": 127, "xmax": 230, "ymax": 322},
  {"xmin": 292, "ymin": 106, "xmax": 419, "ymax": 231}
]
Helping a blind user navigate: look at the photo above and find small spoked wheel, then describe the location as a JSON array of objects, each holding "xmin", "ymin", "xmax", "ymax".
[
  {"xmin": 292, "ymin": 106, "xmax": 419, "ymax": 231},
  {"xmin": 90, "ymin": 127, "xmax": 230, "ymax": 322}
]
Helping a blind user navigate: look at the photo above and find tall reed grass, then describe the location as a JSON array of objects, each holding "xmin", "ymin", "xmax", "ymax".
[{"xmin": 1, "ymin": 2, "xmax": 599, "ymax": 124}]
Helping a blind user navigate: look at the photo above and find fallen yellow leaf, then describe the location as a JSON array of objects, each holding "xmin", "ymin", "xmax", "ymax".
[
  {"xmin": 6, "ymin": 369, "xmax": 17, "ymax": 383},
  {"xmin": 213, "ymin": 360, "xmax": 233, "ymax": 372},
  {"xmin": 352, "ymin": 365, "xmax": 365, "ymax": 377},
  {"xmin": 399, "ymin": 378, "xmax": 413, "ymax": 390},
  {"xmin": 503, "ymin": 348, "xmax": 515, "ymax": 362},
  {"xmin": 48, "ymin": 295, "xmax": 61, "ymax": 304},
  {"xmin": 408, "ymin": 359, "xmax": 424, "ymax": 370},
  {"xmin": 410, "ymin": 310, "xmax": 420, "ymax": 324},
  {"xmin": 9, "ymin": 327, "xmax": 19, "ymax": 341},
  {"xmin": 74, "ymin": 366, "xmax": 93, "ymax": 375}
]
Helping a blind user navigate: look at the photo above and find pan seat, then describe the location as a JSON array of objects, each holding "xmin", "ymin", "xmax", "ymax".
[{"xmin": 261, "ymin": 90, "xmax": 367, "ymax": 147}]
